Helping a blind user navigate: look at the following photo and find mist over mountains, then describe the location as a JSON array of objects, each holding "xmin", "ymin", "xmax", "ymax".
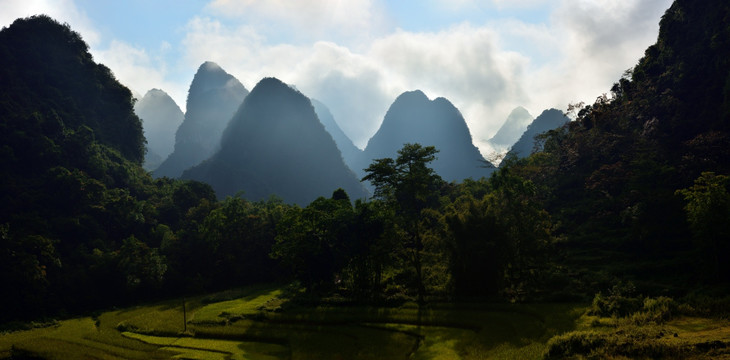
[
  {"xmin": 154, "ymin": 62, "xmax": 248, "ymax": 178},
  {"xmin": 488, "ymin": 106, "xmax": 534, "ymax": 150},
  {"xmin": 182, "ymin": 77, "xmax": 368, "ymax": 204},
  {"xmin": 134, "ymin": 89, "xmax": 184, "ymax": 171},
  {"xmin": 311, "ymin": 99, "xmax": 363, "ymax": 171},
  {"xmin": 139, "ymin": 66, "xmax": 497, "ymax": 200}
]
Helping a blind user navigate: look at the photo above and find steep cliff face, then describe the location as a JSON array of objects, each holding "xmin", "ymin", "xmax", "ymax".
[
  {"xmin": 358, "ymin": 90, "xmax": 492, "ymax": 183},
  {"xmin": 154, "ymin": 62, "xmax": 247, "ymax": 178},
  {"xmin": 183, "ymin": 77, "xmax": 368, "ymax": 204}
]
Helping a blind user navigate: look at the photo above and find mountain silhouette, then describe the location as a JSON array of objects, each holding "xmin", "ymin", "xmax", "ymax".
[
  {"xmin": 134, "ymin": 89, "xmax": 184, "ymax": 171},
  {"xmin": 311, "ymin": 99, "xmax": 363, "ymax": 172},
  {"xmin": 154, "ymin": 62, "xmax": 248, "ymax": 178},
  {"xmin": 0, "ymin": 15, "xmax": 145, "ymax": 164},
  {"xmin": 357, "ymin": 90, "xmax": 492, "ymax": 183},
  {"xmin": 505, "ymin": 108, "xmax": 568, "ymax": 160},
  {"xmin": 182, "ymin": 77, "xmax": 368, "ymax": 205},
  {"xmin": 488, "ymin": 106, "xmax": 533, "ymax": 148}
]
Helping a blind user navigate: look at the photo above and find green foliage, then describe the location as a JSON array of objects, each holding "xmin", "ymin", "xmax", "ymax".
[
  {"xmin": 272, "ymin": 193, "xmax": 354, "ymax": 291},
  {"xmin": 519, "ymin": 0, "xmax": 730, "ymax": 296},
  {"xmin": 676, "ymin": 172, "xmax": 730, "ymax": 281},
  {"xmin": 444, "ymin": 167, "xmax": 554, "ymax": 300},
  {"xmin": 0, "ymin": 15, "xmax": 145, "ymax": 164},
  {"xmin": 201, "ymin": 196, "xmax": 284, "ymax": 288},
  {"xmin": 118, "ymin": 236, "xmax": 167, "ymax": 290},
  {"xmin": 588, "ymin": 282, "xmax": 643, "ymax": 318},
  {"xmin": 363, "ymin": 143, "xmax": 444, "ymax": 303}
]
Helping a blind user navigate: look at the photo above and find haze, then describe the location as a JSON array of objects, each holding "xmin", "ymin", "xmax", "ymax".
[{"xmin": 1, "ymin": 0, "xmax": 672, "ymax": 155}]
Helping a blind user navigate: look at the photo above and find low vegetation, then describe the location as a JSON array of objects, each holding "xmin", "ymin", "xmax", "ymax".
[
  {"xmin": 0, "ymin": 284, "xmax": 581, "ymax": 359},
  {"xmin": 3, "ymin": 284, "xmax": 729, "ymax": 359}
]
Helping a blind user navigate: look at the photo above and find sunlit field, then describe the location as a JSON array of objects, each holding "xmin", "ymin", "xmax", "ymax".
[{"xmin": 2, "ymin": 284, "xmax": 728, "ymax": 359}]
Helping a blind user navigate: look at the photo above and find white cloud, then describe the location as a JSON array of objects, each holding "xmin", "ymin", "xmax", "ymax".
[
  {"xmin": 0, "ymin": 0, "xmax": 100, "ymax": 45},
  {"xmin": 491, "ymin": 0, "xmax": 550, "ymax": 9},
  {"xmin": 181, "ymin": 18, "xmax": 393, "ymax": 147},
  {"xmin": 178, "ymin": 0, "xmax": 673, "ymax": 155},
  {"xmin": 205, "ymin": 0, "xmax": 387, "ymax": 45},
  {"xmin": 94, "ymin": 40, "xmax": 187, "ymax": 109},
  {"xmin": 369, "ymin": 25, "xmax": 529, "ymax": 140},
  {"xmin": 534, "ymin": 0, "xmax": 673, "ymax": 107}
]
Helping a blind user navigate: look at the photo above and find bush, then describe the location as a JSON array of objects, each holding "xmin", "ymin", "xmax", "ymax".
[
  {"xmin": 636, "ymin": 296, "xmax": 676, "ymax": 323},
  {"xmin": 543, "ymin": 330, "xmax": 606, "ymax": 359},
  {"xmin": 543, "ymin": 325, "xmax": 686, "ymax": 359},
  {"xmin": 589, "ymin": 282, "xmax": 643, "ymax": 317}
]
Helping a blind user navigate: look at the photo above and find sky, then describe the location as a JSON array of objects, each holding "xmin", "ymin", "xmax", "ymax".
[{"xmin": 2, "ymin": 0, "xmax": 674, "ymax": 154}]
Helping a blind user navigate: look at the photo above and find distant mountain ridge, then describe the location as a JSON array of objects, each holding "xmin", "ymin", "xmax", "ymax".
[
  {"xmin": 357, "ymin": 90, "xmax": 492, "ymax": 183},
  {"xmin": 506, "ymin": 108, "xmax": 568, "ymax": 161},
  {"xmin": 489, "ymin": 106, "xmax": 533, "ymax": 148},
  {"xmin": 154, "ymin": 62, "xmax": 248, "ymax": 178},
  {"xmin": 183, "ymin": 77, "xmax": 367, "ymax": 205},
  {"xmin": 134, "ymin": 89, "xmax": 184, "ymax": 171}
]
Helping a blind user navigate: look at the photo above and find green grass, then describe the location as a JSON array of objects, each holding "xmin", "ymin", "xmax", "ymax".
[
  {"xmin": 192, "ymin": 287, "xmax": 283, "ymax": 324},
  {"xmin": 20, "ymin": 284, "xmax": 730, "ymax": 359},
  {"xmin": 122, "ymin": 332, "xmax": 288, "ymax": 360}
]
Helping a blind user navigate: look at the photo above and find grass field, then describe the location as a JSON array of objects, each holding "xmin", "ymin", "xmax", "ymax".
[{"xmin": 1, "ymin": 285, "xmax": 728, "ymax": 359}]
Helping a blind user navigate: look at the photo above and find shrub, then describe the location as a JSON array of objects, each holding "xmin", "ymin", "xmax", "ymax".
[
  {"xmin": 543, "ymin": 331, "xmax": 606, "ymax": 359},
  {"xmin": 637, "ymin": 296, "xmax": 677, "ymax": 323},
  {"xmin": 589, "ymin": 282, "xmax": 643, "ymax": 317},
  {"xmin": 544, "ymin": 325, "xmax": 687, "ymax": 359}
]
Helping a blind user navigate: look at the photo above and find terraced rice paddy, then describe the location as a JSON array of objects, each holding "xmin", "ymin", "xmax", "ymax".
[{"xmin": 2, "ymin": 284, "xmax": 727, "ymax": 359}]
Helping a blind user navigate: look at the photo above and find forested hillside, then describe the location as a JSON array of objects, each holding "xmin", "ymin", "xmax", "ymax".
[
  {"xmin": 0, "ymin": 16, "xmax": 272, "ymax": 322},
  {"xmin": 1, "ymin": 0, "xmax": 729, "ymax": 329},
  {"xmin": 517, "ymin": 0, "xmax": 730, "ymax": 292}
]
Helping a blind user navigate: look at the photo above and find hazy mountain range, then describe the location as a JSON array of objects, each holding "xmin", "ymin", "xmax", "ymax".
[
  {"xmin": 134, "ymin": 89, "xmax": 184, "ymax": 171},
  {"xmin": 506, "ymin": 108, "xmax": 569, "ymax": 160},
  {"xmin": 138, "ymin": 63, "xmax": 566, "ymax": 202},
  {"xmin": 488, "ymin": 106, "xmax": 534, "ymax": 149},
  {"xmin": 182, "ymin": 77, "xmax": 368, "ymax": 204},
  {"xmin": 311, "ymin": 99, "xmax": 363, "ymax": 171},
  {"xmin": 154, "ymin": 62, "xmax": 248, "ymax": 178}
]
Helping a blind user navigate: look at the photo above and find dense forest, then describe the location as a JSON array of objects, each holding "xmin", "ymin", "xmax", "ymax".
[{"xmin": 1, "ymin": 0, "xmax": 729, "ymax": 330}]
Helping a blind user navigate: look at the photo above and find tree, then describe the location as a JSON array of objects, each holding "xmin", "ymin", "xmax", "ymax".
[
  {"xmin": 117, "ymin": 235, "xmax": 167, "ymax": 292},
  {"xmin": 342, "ymin": 199, "xmax": 398, "ymax": 300},
  {"xmin": 362, "ymin": 143, "xmax": 444, "ymax": 303},
  {"xmin": 272, "ymin": 191, "xmax": 355, "ymax": 291},
  {"xmin": 676, "ymin": 172, "xmax": 730, "ymax": 281},
  {"xmin": 444, "ymin": 167, "xmax": 554, "ymax": 300},
  {"xmin": 200, "ymin": 196, "xmax": 282, "ymax": 288}
]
